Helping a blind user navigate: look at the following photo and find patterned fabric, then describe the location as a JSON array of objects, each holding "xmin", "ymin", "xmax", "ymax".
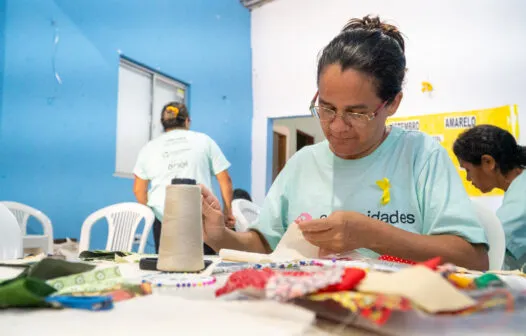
[
  {"xmin": 378, "ymin": 255, "xmax": 416, "ymax": 265},
  {"xmin": 217, "ymin": 267, "xmax": 367, "ymax": 302},
  {"xmin": 47, "ymin": 266, "xmax": 123, "ymax": 295},
  {"xmin": 216, "ymin": 268, "xmax": 275, "ymax": 297},
  {"xmin": 66, "ymin": 282, "xmax": 152, "ymax": 303},
  {"xmin": 266, "ymin": 268, "xmax": 344, "ymax": 301},
  {"xmin": 0, "ymin": 258, "xmax": 96, "ymax": 309},
  {"xmin": 319, "ymin": 268, "xmax": 367, "ymax": 294},
  {"xmin": 308, "ymin": 291, "xmax": 411, "ymax": 325},
  {"xmin": 441, "ymin": 288, "xmax": 526, "ymax": 316}
]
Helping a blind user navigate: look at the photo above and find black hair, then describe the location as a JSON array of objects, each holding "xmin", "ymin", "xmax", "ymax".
[
  {"xmin": 233, "ymin": 188, "xmax": 252, "ymax": 202},
  {"xmin": 453, "ymin": 124, "xmax": 526, "ymax": 175},
  {"xmin": 317, "ymin": 15, "xmax": 406, "ymax": 103},
  {"xmin": 161, "ymin": 101, "xmax": 190, "ymax": 131}
]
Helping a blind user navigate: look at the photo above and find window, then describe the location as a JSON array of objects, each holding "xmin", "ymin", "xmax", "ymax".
[{"xmin": 115, "ymin": 58, "xmax": 188, "ymax": 177}]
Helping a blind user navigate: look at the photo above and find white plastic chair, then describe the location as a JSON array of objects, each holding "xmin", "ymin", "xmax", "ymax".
[
  {"xmin": 471, "ymin": 199, "xmax": 506, "ymax": 270},
  {"xmin": 0, "ymin": 203, "xmax": 23, "ymax": 259},
  {"xmin": 232, "ymin": 199, "xmax": 261, "ymax": 232},
  {"xmin": 0, "ymin": 201, "xmax": 54, "ymax": 255},
  {"xmin": 78, "ymin": 202, "xmax": 155, "ymax": 254}
]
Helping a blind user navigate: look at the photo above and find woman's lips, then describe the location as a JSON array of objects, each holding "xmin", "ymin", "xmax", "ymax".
[{"xmin": 329, "ymin": 135, "xmax": 356, "ymax": 141}]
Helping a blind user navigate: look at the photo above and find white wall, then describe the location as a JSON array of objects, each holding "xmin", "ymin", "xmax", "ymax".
[
  {"xmin": 274, "ymin": 116, "xmax": 325, "ymax": 160},
  {"xmin": 250, "ymin": 0, "xmax": 526, "ymax": 207}
]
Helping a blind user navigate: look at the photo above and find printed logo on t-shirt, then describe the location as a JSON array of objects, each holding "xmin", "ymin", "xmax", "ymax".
[
  {"xmin": 165, "ymin": 136, "xmax": 188, "ymax": 144},
  {"xmin": 162, "ymin": 148, "xmax": 190, "ymax": 158},
  {"xmin": 318, "ymin": 210, "xmax": 416, "ymax": 225},
  {"xmin": 168, "ymin": 160, "xmax": 188, "ymax": 170},
  {"xmin": 366, "ymin": 210, "xmax": 415, "ymax": 224}
]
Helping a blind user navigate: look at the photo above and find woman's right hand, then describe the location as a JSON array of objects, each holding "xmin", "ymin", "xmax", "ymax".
[{"xmin": 200, "ymin": 185, "xmax": 227, "ymax": 247}]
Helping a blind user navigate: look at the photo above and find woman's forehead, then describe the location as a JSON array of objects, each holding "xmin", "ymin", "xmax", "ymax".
[{"xmin": 318, "ymin": 65, "xmax": 379, "ymax": 106}]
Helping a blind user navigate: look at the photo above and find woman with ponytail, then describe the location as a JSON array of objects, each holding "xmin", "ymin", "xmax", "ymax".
[
  {"xmin": 200, "ymin": 15, "xmax": 489, "ymax": 270},
  {"xmin": 454, "ymin": 125, "xmax": 526, "ymax": 270},
  {"xmin": 133, "ymin": 102, "xmax": 235, "ymax": 254}
]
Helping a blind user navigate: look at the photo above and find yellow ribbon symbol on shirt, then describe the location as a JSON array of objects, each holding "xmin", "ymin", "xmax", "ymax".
[
  {"xmin": 166, "ymin": 106, "xmax": 179, "ymax": 117},
  {"xmin": 376, "ymin": 178, "xmax": 391, "ymax": 206}
]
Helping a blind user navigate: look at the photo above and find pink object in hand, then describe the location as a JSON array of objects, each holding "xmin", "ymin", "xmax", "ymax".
[{"xmin": 295, "ymin": 213, "xmax": 312, "ymax": 223}]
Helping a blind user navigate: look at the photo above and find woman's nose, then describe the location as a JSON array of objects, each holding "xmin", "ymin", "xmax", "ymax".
[{"xmin": 329, "ymin": 114, "xmax": 349, "ymax": 132}]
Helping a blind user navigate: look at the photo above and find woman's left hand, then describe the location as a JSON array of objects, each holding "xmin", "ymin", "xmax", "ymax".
[{"xmin": 297, "ymin": 211, "xmax": 374, "ymax": 256}]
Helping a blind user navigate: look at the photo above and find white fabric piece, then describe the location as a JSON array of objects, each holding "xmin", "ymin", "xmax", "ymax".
[{"xmin": 219, "ymin": 222, "xmax": 319, "ymax": 263}]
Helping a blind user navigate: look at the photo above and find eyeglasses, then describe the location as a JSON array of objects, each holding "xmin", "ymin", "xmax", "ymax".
[{"xmin": 309, "ymin": 91, "xmax": 387, "ymax": 127}]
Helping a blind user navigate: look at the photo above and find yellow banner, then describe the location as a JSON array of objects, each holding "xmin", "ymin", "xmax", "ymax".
[{"xmin": 387, "ymin": 105, "xmax": 519, "ymax": 196}]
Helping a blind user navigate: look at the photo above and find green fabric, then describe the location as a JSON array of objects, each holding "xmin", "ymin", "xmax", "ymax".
[
  {"xmin": 47, "ymin": 266, "xmax": 123, "ymax": 295},
  {"xmin": 16, "ymin": 258, "xmax": 95, "ymax": 281},
  {"xmin": 79, "ymin": 250, "xmax": 132, "ymax": 261},
  {"xmin": 0, "ymin": 258, "xmax": 96, "ymax": 308},
  {"xmin": 474, "ymin": 273, "xmax": 504, "ymax": 289},
  {"xmin": 0, "ymin": 277, "xmax": 56, "ymax": 308}
]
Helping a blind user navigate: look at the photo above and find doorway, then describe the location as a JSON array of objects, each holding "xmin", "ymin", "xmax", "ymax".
[
  {"xmin": 272, "ymin": 132, "xmax": 287, "ymax": 182},
  {"xmin": 296, "ymin": 130, "xmax": 314, "ymax": 151}
]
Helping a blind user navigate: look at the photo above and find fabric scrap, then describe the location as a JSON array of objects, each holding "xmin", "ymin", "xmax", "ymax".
[
  {"xmin": 357, "ymin": 265, "xmax": 475, "ymax": 313},
  {"xmin": 47, "ymin": 266, "xmax": 123, "ymax": 296},
  {"xmin": 78, "ymin": 250, "xmax": 132, "ymax": 262},
  {"xmin": 216, "ymin": 268, "xmax": 275, "ymax": 297},
  {"xmin": 308, "ymin": 291, "xmax": 411, "ymax": 325},
  {"xmin": 0, "ymin": 277, "xmax": 56, "ymax": 308},
  {"xmin": 17, "ymin": 258, "xmax": 95, "ymax": 281},
  {"xmin": 266, "ymin": 267, "xmax": 344, "ymax": 302}
]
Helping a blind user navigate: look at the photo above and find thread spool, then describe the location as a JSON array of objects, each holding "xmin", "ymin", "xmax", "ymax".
[{"xmin": 157, "ymin": 178, "xmax": 204, "ymax": 272}]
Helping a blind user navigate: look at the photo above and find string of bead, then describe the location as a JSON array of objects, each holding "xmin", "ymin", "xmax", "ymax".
[{"xmin": 141, "ymin": 276, "xmax": 217, "ymax": 288}]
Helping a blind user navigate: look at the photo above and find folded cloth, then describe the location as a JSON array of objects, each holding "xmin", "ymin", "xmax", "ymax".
[
  {"xmin": 0, "ymin": 277, "xmax": 56, "ymax": 308},
  {"xmin": 47, "ymin": 266, "xmax": 123, "ymax": 295},
  {"xmin": 0, "ymin": 258, "xmax": 96, "ymax": 308},
  {"xmin": 17, "ymin": 258, "xmax": 95, "ymax": 281},
  {"xmin": 79, "ymin": 250, "xmax": 132, "ymax": 262}
]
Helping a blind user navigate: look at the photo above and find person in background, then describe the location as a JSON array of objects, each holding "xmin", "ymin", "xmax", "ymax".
[
  {"xmin": 233, "ymin": 188, "xmax": 252, "ymax": 202},
  {"xmin": 453, "ymin": 125, "xmax": 526, "ymax": 270},
  {"xmin": 133, "ymin": 102, "xmax": 235, "ymax": 254},
  {"xmin": 198, "ymin": 15, "xmax": 489, "ymax": 271}
]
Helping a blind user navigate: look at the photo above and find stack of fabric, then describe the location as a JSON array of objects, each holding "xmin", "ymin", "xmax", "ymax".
[
  {"xmin": 215, "ymin": 256, "xmax": 526, "ymax": 333},
  {"xmin": 0, "ymin": 258, "xmax": 151, "ymax": 310}
]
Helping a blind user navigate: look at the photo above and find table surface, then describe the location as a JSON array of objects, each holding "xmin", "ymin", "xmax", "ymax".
[
  {"xmin": 1, "ymin": 258, "xmax": 377, "ymax": 336},
  {"xmin": 1, "ymin": 259, "xmax": 525, "ymax": 336}
]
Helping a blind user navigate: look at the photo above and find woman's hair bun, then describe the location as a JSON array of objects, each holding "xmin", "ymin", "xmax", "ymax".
[{"xmin": 342, "ymin": 15, "xmax": 405, "ymax": 52}]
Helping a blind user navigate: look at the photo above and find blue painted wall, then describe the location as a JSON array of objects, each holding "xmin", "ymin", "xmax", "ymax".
[
  {"xmin": 0, "ymin": 0, "xmax": 5, "ymax": 123},
  {"xmin": 0, "ymin": 0, "xmax": 253, "ymax": 251}
]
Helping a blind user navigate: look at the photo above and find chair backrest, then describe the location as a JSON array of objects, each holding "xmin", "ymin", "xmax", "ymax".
[
  {"xmin": 0, "ymin": 201, "xmax": 54, "ymax": 253},
  {"xmin": 232, "ymin": 199, "xmax": 261, "ymax": 232},
  {"xmin": 471, "ymin": 199, "xmax": 506, "ymax": 270},
  {"xmin": 78, "ymin": 202, "xmax": 155, "ymax": 254},
  {"xmin": 0, "ymin": 203, "xmax": 23, "ymax": 259}
]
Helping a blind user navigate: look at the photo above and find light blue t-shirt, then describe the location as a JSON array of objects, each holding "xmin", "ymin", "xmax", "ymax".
[
  {"xmin": 249, "ymin": 127, "xmax": 487, "ymax": 258},
  {"xmin": 497, "ymin": 171, "xmax": 526, "ymax": 270},
  {"xmin": 134, "ymin": 129, "xmax": 230, "ymax": 220}
]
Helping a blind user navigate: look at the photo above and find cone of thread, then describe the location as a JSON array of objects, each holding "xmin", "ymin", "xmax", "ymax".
[{"xmin": 157, "ymin": 183, "xmax": 204, "ymax": 272}]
